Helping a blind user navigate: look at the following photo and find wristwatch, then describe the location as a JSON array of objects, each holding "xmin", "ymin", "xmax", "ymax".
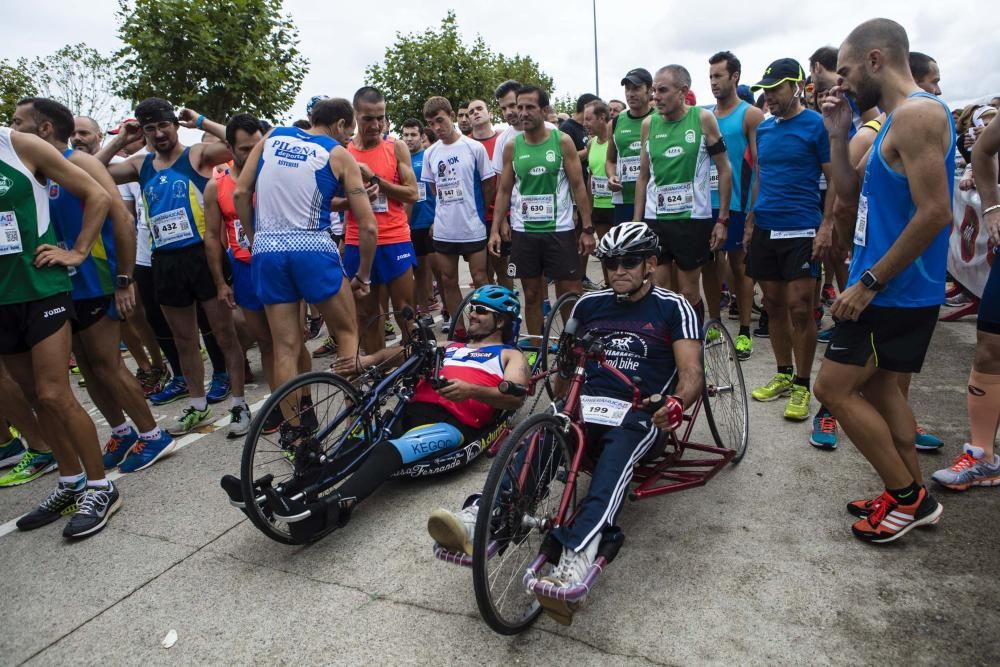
[
  {"xmin": 369, "ymin": 175, "xmax": 381, "ymax": 187},
  {"xmin": 582, "ymin": 226, "xmax": 596, "ymax": 235},
  {"xmin": 860, "ymin": 269, "xmax": 884, "ymax": 292},
  {"xmin": 115, "ymin": 274, "xmax": 133, "ymax": 289}
]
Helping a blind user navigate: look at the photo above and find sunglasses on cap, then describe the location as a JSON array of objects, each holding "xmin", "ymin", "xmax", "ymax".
[
  {"xmin": 601, "ymin": 255, "xmax": 645, "ymax": 270},
  {"xmin": 466, "ymin": 303, "xmax": 500, "ymax": 316}
]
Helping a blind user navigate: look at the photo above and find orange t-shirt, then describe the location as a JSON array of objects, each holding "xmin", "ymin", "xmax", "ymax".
[{"xmin": 345, "ymin": 138, "xmax": 411, "ymax": 246}]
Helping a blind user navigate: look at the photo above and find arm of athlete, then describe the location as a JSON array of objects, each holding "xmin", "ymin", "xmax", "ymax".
[
  {"xmin": 632, "ymin": 117, "xmax": 652, "ymax": 222},
  {"xmin": 562, "ymin": 132, "xmax": 595, "ymax": 255},
  {"xmin": 233, "ymin": 139, "xmax": 265, "ymax": 246},
  {"xmin": 15, "ymin": 132, "xmax": 111, "ymax": 269},
  {"xmin": 94, "ymin": 122, "xmax": 144, "ymax": 185},
  {"xmin": 489, "ymin": 141, "xmax": 516, "ymax": 258},
  {"xmin": 203, "ymin": 178, "xmax": 234, "ymax": 309},
  {"xmin": 831, "ymin": 104, "xmax": 953, "ymax": 321},
  {"xmin": 437, "ymin": 348, "xmax": 529, "ymax": 411},
  {"xmin": 973, "ymin": 116, "xmax": 1000, "ymax": 244},
  {"xmin": 179, "ymin": 109, "xmax": 233, "ymax": 172},
  {"xmin": 740, "ymin": 107, "xmax": 764, "ymax": 248},
  {"xmin": 812, "ymin": 162, "xmax": 836, "ymax": 262},
  {"xmin": 702, "ymin": 110, "xmax": 731, "ymax": 250},
  {"xmin": 830, "ymin": 124, "xmax": 878, "ymax": 250},
  {"xmin": 821, "ymin": 86, "xmax": 862, "ymax": 205},
  {"xmin": 605, "ymin": 127, "xmax": 622, "ymax": 192},
  {"xmin": 334, "ymin": 147, "xmax": 377, "ymax": 296},
  {"xmin": 373, "ymin": 140, "xmax": 419, "ymax": 204},
  {"xmin": 651, "ymin": 339, "xmax": 703, "ymax": 430}
]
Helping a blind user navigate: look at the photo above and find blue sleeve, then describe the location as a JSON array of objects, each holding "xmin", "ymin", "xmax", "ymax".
[
  {"xmin": 816, "ymin": 118, "xmax": 831, "ymax": 164},
  {"xmin": 664, "ymin": 295, "xmax": 700, "ymax": 341}
]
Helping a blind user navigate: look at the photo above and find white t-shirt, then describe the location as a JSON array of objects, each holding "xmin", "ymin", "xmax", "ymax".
[
  {"xmin": 112, "ymin": 153, "xmax": 152, "ymax": 267},
  {"xmin": 420, "ymin": 134, "xmax": 496, "ymax": 243},
  {"xmin": 492, "ymin": 122, "xmax": 558, "ymax": 230}
]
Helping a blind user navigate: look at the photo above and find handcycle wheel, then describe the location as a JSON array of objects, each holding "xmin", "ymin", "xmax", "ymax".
[
  {"xmin": 540, "ymin": 291, "xmax": 580, "ymax": 400},
  {"xmin": 240, "ymin": 371, "xmax": 361, "ymax": 544},
  {"xmin": 472, "ymin": 413, "xmax": 574, "ymax": 634},
  {"xmin": 701, "ymin": 320, "xmax": 749, "ymax": 463},
  {"xmin": 447, "ymin": 288, "xmax": 478, "ymax": 341}
]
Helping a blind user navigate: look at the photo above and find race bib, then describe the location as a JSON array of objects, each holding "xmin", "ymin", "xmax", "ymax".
[
  {"xmin": 437, "ymin": 179, "xmax": 464, "ymax": 203},
  {"xmin": 150, "ymin": 208, "xmax": 194, "ymax": 246},
  {"xmin": 612, "ymin": 190, "xmax": 624, "ymax": 205},
  {"xmin": 655, "ymin": 182, "xmax": 694, "ymax": 215},
  {"xmin": 770, "ymin": 228, "xmax": 816, "ymax": 240},
  {"xmin": 709, "ymin": 164, "xmax": 719, "ymax": 192},
  {"xmin": 579, "ymin": 395, "xmax": 631, "ymax": 426},
  {"xmin": 521, "ymin": 194, "xmax": 554, "ymax": 222},
  {"xmin": 620, "ymin": 155, "xmax": 641, "ymax": 183},
  {"xmin": 591, "ymin": 176, "xmax": 611, "ymax": 197},
  {"xmin": 0, "ymin": 211, "xmax": 22, "ymax": 256},
  {"xmin": 233, "ymin": 218, "xmax": 250, "ymax": 249},
  {"xmin": 854, "ymin": 195, "xmax": 868, "ymax": 247},
  {"xmin": 417, "ymin": 182, "xmax": 427, "ymax": 203},
  {"xmin": 372, "ymin": 192, "xmax": 389, "ymax": 214}
]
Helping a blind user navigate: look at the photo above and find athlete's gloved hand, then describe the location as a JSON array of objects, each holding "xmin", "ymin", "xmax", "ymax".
[{"xmin": 652, "ymin": 395, "xmax": 684, "ymax": 432}]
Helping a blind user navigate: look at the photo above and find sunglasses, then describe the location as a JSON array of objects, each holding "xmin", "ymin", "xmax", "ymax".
[
  {"xmin": 467, "ymin": 304, "xmax": 499, "ymax": 316},
  {"xmin": 602, "ymin": 255, "xmax": 645, "ymax": 270}
]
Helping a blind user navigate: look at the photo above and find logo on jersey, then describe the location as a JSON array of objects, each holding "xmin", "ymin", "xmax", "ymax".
[
  {"xmin": 545, "ymin": 150, "xmax": 556, "ymax": 163},
  {"xmin": 600, "ymin": 331, "xmax": 648, "ymax": 372},
  {"xmin": 48, "ymin": 183, "xmax": 60, "ymax": 199},
  {"xmin": 629, "ymin": 141, "xmax": 641, "ymax": 152},
  {"xmin": 0, "ymin": 174, "xmax": 13, "ymax": 197},
  {"xmin": 684, "ymin": 130, "xmax": 696, "ymax": 144},
  {"xmin": 271, "ymin": 140, "xmax": 318, "ymax": 162},
  {"xmin": 437, "ymin": 161, "xmax": 447, "ymax": 178},
  {"xmin": 529, "ymin": 166, "xmax": 547, "ymax": 176},
  {"xmin": 171, "ymin": 180, "xmax": 187, "ymax": 200},
  {"xmin": 665, "ymin": 146, "xmax": 683, "ymax": 158}
]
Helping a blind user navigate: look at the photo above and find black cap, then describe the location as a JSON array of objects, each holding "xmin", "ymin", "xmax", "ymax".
[
  {"xmin": 621, "ymin": 68, "xmax": 653, "ymax": 87},
  {"xmin": 750, "ymin": 58, "xmax": 805, "ymax": 91}
]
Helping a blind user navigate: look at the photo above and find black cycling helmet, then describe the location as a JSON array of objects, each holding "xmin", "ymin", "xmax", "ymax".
[{"xmin": 594, "ymin": 221, "xmax": 660, "ymax": 259}]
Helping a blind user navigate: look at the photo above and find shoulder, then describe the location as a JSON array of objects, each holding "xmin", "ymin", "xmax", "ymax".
[
  {"xmin": 893, "ymin": 96, "xmax": 950, "ymax": 130},
  {"xmin": 744, "ymin": 104, "xmax": 765, "ymax": 125},
  {"xmin": 574, "ymin": 288, "xmax": 615, "ymax": 316}
]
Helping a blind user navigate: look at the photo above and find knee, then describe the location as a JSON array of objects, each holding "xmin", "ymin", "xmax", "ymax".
[
  {"xmin": 787, "ymin": 298, "xmax": 813, "ymax": 323},
  {"xmin": 813, "ymin": 375, "xmax": 840, "ymax": 408},
  {"xmin": 35, "ymin": 382, "xmax": 75, "ymax": 414}
]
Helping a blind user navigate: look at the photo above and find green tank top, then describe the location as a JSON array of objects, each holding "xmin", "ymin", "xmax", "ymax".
[
  {"xmin": 587, "ymin": 138, "xmax": 613, "ymax": 209},
  {"xmin": 612, "ymin": 108, "xmax": 652, "ymax": 205},
  {"xmin": 511, "ymin": 130, "xmax": 573, "ymax": 232},
  {"xmin": 0, "ymin": 128, "xmax": 72, "ymax": 305},
  {"xmin": 644, "ymin": 106, "xmax": 713, "ymax": 221}
]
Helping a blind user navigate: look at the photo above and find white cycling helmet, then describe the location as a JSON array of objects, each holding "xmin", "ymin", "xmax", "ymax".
[{"xmin": 594, "ymin": 221, "xmax": 660, "ymax": 259}]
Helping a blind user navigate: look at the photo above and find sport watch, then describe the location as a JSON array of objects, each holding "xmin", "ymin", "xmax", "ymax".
[
  {"xmin": 582, "ymin": 226, "xmax": 596, "ymax": 235},
  {"xmin": 115, "ymin": 275, "xmax": 133, "ymax": 289},
  {"xmin": 860, "ymin": 269, "xmax": 884, "ymax": 292}
]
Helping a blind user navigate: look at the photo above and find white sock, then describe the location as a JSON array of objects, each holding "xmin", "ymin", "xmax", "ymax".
[
  {"xmin": 139, "ymin": 427, "xmax": 162, "ymax": 440},
  {"xmin": 191, "ymin": 397, "xmax": 208, "ymax": 411},
  {"xmin": 87, "ymin": 478, "xmax": 111, "ymax": 489},
  {"xmin": 59, "ymin": 472, "xmax": 86, "ymax": 489},
  {"xmin": 232, "ymin": 396, "xmax": 247, "ymax": 408},
  {"xmin": 111, "ymin": 422, "xmax": 132, "ymax": 437}
]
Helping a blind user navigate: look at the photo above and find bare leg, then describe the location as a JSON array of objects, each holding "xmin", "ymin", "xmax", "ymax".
[
  {"xmin": 520, "ymin": 275, "xmax": 545, "ymax": 336},
  {"xmin": 161, "ymin": 304, "xmax": 206, "ymax": 399},
  {"xmin": 0, "ymin": 360, "xmax": 50, "ymax": 452},
  {"xmin": 702, "ymin": 255, "xmax": 722, "ymax": 319},
  {"xmin": 787, "ymin": 277, "xmax": 818, "ymax": 379},
  {"xmin": 120, "ymin": 317, "xmax": 151, "ymax": 372},
  {"xmin": 760, "ymin": 280, "xmax": 794, "ymax": 368},
  {"xmin": 199, "ymin": 298, "xmax": 245, "ymax": 398}
]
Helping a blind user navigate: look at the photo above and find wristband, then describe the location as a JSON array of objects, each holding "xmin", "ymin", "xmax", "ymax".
[
  {"xmin": 354, "ymin": 275, "xmax": 372, "ymax": 286},
  {"xmin": 196, "ymin": 114, "xmax": 205, "ymax": 129},
  {"xmin": 984, "ymin": 204, "xmax": 1000, "ymax": 216}
]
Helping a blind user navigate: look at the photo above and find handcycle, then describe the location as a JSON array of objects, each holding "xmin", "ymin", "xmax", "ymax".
[
  {"xmin": 432, "ymin": 317, "xmax": 749, "ymax": 634},
  {"xmin": 221, "ymin": 308, "xmax": 547, "ymax": 545}
]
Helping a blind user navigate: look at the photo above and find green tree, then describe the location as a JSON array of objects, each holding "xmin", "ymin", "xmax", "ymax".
[
  {"xmin": 115, "ymin": 0, "xmax": 308, "ymax": 123},
  {"xmin": 366, "ymin": 11, "xmax": 554, "ymax": 129},
  {"xmin": 551, "ymin": 93, "xmax": 577, "ymax": 116},
  {"xmin": 0, "ymin": 59, "xmax": 37, "ymax": 126}
]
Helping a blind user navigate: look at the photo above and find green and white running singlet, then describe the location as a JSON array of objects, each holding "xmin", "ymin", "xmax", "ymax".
[
  {"xmin": 643, "ymin": 106, "xmax": 712, "ymax": 221},
  {"xmin": 612, "ymin": 109, "xmax": 653, "ymax": 205},
  {"xmin": 511, "ymin": 130, "xmax": 573, "ymax": 233},
  {"xmin": 0, "ymin": 128, "xmax": 71, "ymax": 305},
  {"xmin": 587, "ymin": 138, "xmax": 613, "ymax": 209}
]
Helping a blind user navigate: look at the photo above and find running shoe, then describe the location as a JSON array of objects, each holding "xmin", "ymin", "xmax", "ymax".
[
  {"xmin": 102, "ymin": 427, "xmax": 139, "ymax": 469},
  {"xmin": 945, "ymin": 291, "xmax": 973, "ymax": 307},
  {"xmin": 63, "ymin": 482, "xmax": 121, "ymax": 539},
  {"xmin": 69, "ymin": 357, "xmax": 81, "ymax": 375},
  {"xmin": 847, "ymin": 495, "xmax": 879, "ymax": 519},
  {"xmin": 16, "ymin": 483, "xmax": 83, "ymax": 531},
  {"xmin": 851, "ymin": 487, "xmax": 942, "ymax": 543},
  {"xmin": 120, "ymin": 431, "xmax": 177, "ymax": 472},
  {"xmin": 930, "ymin": 444, "xmax": 1000, "ymax": 491},
  {"xmin": 427, "ymin": 502, "xmax": 479, "ymax": 556},
  {"xmin": 307, "ymin": 316, "xmax": 323, "ymax": 340},
  {"xmin": 536, "ymin": 537, "xmax": 600, "ymax": 626},
  {"xmin": 728, "ymin": 300, "xmax": 740, "ymax": 321},
  {"xmin": 752, "ymin": 310, "xmax": 769, "ymax": 338},
  {"xmin": 817, "ymin": 326, "xmax": 835, "ymax": 344},
  {"xmin": 150, "ymin": 375, "xmax": 189, "ymax": 406},
  {"xmin": 262, "ymin": 408, "xmax": 283, "ymax": 435},
  {"xmin": 784, "ymin": 385, "xmax": 811, "ymax": 421},
  {"xmin": 312, "ymin": 336, "xmax": 338, "ymax": 358},
  {"xmin": 734, "ymin": 334, "xmax": 753, "ymax": 361},
  {"xmin": 705, "ymin": 327, "xmax": 721, "ymax": 344},
  {"xmin": 0, "ymin": 449, "xmax": 56, "ymax": 487},
  {"xmin": 384, "ymin": 320, "xmax": 397, "ymax": 340},
  {"xmin": 915, "ymin": 426, "xmax": 944, "ymax": 451},
  {"xmin": 582, "ymin": 277, "xmax": 602, "ymax": 292},
  {"xmin": 207, "ymin": 372, "xmax": 231, "ymax": 404},
  {"xmin": 136, "ymin": 366, "xmax": 170, "ymax": 397},
  {"xmin": 809, "ymin": 412, "xmax": 838, "ymax": 449},
  {"xmin": 441, "ymin": 320, "xmax": 452, "ymax": 334},
  {"xmin": 821, "ymin": 284, "xmax": 837, "ymax": 305},
  {"xmin": 227, "ymin": 404, "xmax": 252, "ymax": 439},
  {"xmin": 0, "ymin": 432, "xmax": 26, "ymax": 467},
  {"xmin": 168, "ymin": 405, "xmax": 213, "ymax": 436},
  {"xmin": 751, "ymin": 372, "xmax": 792, "ymax": 402}
]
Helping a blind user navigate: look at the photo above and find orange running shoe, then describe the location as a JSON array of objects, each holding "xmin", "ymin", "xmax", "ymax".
[{"xmin": 851, "ymin": 487, "xmax": 942, "ymax": 543}]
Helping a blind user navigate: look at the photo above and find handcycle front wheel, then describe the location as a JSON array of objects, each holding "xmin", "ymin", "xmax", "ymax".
[
  {"xmin": 472, "ymin": 413, "xmax": 575, "ymax": 634},
  {"xmin": 540, "ymin": 291, "xmax": 580, "ymax": 400},
  {"xmin": 702, "ymin": 320, "xmax": 749, "ymax": 463},
  {"xmin": 240, "ymin": 371, "xmax": 362, "ymax": 544}
]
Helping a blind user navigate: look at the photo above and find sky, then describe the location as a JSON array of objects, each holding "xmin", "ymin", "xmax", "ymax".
[{"xmin": 2, "ymin": 0, "xmax": 998, "ymax": 127}]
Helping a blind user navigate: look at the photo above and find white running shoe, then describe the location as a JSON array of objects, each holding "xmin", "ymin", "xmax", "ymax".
[
  {"xmin": 227, "ymin": 404, "xmax": 252, "ymax": 439},
  {"xmin": 535, "ymin": 536, "xmax": 600, "ymax": 625},
  {"xmin": 427, "ymin": 503, "xmax": 478, "ymax": 555}
]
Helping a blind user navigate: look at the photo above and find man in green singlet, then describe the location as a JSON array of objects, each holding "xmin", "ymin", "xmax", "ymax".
[{"xmin": 606, "ymin": 68, "xmax": 655, "ymax": 226}]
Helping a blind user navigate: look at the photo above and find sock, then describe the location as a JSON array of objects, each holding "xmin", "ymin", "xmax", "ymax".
[
  {"xmin": 232, "ymin": 396, "xmax": 247, "ymax": 408},
  {"xmin": 793, "ymin": 376, "xmax": 810, "ymax": 390},
  {"xmin": 139, "ymin": 427, "xmax": 162, "ymax": 440},
  {"xmin": 87, "ymin": 478, "xmax": 111, "ymax": 489},
  {"xmin": 887, "ymin": 481, "xmax": 921, "ymax": 504},
  {"xmin": 778, "ymin": 365, "xmax": 794, "ymax": 377},
  {"xmin": 191, "ymin": 397, "xmax": 208, "ymax": 412},
  {"xmin": 815, "ymin": 404, "xmax": 832, "ymax": 419},
  {"xmin": 739, "ymin": 325, "xmax": 751, "ymax": 337},
  {"xmin": 59, "ymin": 472, "xmax": 86, "ymax": 490},
  {"xmin": 111, "ymin": 422, "xmax": 132, "ymax": 437},
  {"xmin": 968, "ymin": 369, "xmax": 1000, "ymax": 454}
]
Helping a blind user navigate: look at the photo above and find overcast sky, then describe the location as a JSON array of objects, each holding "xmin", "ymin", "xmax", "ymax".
[{"xmin": 3, "ymin": 0, "xmax": 997, "ymax": 126}]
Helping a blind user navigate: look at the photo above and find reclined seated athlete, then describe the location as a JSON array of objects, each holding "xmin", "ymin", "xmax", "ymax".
[
  {"xmin": 281, "ymin": 285, "xmax": 531, "ymax": 528},
  {"xmin": 427, "ymin": 222, "xmax": 705, "ymax": 624}
]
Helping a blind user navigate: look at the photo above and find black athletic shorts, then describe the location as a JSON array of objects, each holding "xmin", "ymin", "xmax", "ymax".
[
  {"xmin": 509, "ymin": 230, "xmax": 579, "ymax": 280},
  {"xmin": 593, "ymin": 207, "xmax": 615, "ymax": 229},
  {"xmin": 746, "ymin": 226, "xmax": 821, "ymax": 282},
  {"xmin": 979, "ymin": 255, "xmax": 1000, "ymax": 334},
  {"xmin": 0, "ymin": 292, "xmax": 75, "ymax": 355},
  {"xmin": 151, "ymin": 243, "xmax": 216, "ymax": 308},
  {"xmin": 432, "ymin": 238, "xmax": 487, "ymax": 257},
  {"xmin": 71, "ymin": 295, "xmax": 113, "ymax": 333},
  {"xmin": 824, "ymin": 304, "xmax": 940, "ymax": 373},
  {"xmin": 646, "ymin": 218, "xmax": 714, "ymax": 271},
  {"xmin": 411, "ymin": 227, "xmax": 434, "ymax": 257}
]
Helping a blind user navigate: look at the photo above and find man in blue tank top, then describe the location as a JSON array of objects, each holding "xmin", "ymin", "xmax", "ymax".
[
  {"xmin": 815, "ymin": 18, "xmax": 955, "ymax": 544},
  {"xmin": 100, "ymin": 99, "xmax": 249, "ymax": 437}
]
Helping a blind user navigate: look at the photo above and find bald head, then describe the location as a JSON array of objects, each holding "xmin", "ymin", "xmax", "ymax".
[
  {"xmin": 842, "ymin": 18, "xmax": 910, "ymax": 67},
  {"xmin": 71, "ymin": 116, "xmax": 103, "ymax": 154}
]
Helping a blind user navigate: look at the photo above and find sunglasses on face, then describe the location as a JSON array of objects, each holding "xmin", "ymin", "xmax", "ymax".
[
  {"xmin": 467, "ymin": 304, "xmax": 499, "ymax": 316},
  {"xmin": 602, "ymin": 255, "xmax": 645, "ymax": 271}
]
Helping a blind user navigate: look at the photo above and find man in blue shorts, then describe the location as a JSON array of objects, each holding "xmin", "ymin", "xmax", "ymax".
[{"xmin": 401, "ymin": 118, "xmax": 436, "ymax": 314}]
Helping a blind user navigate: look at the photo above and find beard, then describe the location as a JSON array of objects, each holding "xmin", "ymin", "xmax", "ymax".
[{"xmin": 853, "ymin": 72, "xmax": 881, "ymax": 113}]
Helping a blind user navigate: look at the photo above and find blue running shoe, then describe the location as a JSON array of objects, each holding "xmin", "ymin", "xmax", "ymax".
[
  {"xmin": 150, "ymin": 376, "xmax": 189, "ymax": 406},
  {"xmin": 119, "ymin": 431, "xmax": 177, "ymax": 473},
  {"xmin": 817, "ymin": 327, "xmax": 835, "ymax": 344},
  {"xmin": 207, "ymin": 372, "xmax": 231, "ymax": 404},
  {"xmin": 0, "ymin": 432, "xmax": 27, "ymax": 468},
  {"xmin": 915, "ymin": 426, "xmax": 944, "ymax": 451},
  {"xmin": 102, "ymin": 428, "xmax": 139, "ymax": 469},
  {"xmin": 809, "ymin": 412, "xmax": 838, "ymax": 449}
]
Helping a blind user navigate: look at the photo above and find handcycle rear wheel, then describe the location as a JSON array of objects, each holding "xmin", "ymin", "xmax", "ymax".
[
  {"xmin": 472, "ymin": 413, "xmax": 574, "ymax": 634},
  {"xmin": 540, "ymin": 291, "xmax": 580, "ymax": 400},
  {"xmin": 701, "ymin": 320, "xmax": 749, "ymax": 463},
  {"xmin": 240, "ymin": 371, "xmax": 362, "ymax": 544}
]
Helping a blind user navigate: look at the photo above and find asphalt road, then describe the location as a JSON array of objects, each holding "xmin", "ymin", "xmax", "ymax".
[{"xmin": 2, "ymin": 265, "xmax": 997, "ymax": 666}]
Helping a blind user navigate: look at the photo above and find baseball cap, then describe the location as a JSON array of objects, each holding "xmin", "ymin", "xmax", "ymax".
[
  {"xmin": 108, "ymin": 118, "xmax": 138, "ymax": 135},
  {"xmin": 751, "ymin": 58, "xmax": 805, "ymax": 91},
  {"xmin": 621, "ymin": 68, "xmax": 653, "ymax": 87}
]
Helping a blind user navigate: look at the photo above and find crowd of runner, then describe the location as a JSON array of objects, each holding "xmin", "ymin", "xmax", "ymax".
[{"xmin": 1, "ymin": 17, "xmax": 998, "ymax": 549}]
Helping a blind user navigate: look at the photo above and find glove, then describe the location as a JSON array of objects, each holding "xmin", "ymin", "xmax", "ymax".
[{"xmin": 655, "ymin": 395, "xmax": 684, "ymax": 431}]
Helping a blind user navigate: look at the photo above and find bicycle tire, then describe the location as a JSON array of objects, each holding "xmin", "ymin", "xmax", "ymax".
[
  {"xmin": 447, "ymin": 288, "xmax": 478, "ymax": 342},
  {"xmin": 540, "ymin": 291, "xmax": 580, "ymax": 400},
  {"xmin": 702, "ymin": 320, "xmax": 749, "ymax": 463}
]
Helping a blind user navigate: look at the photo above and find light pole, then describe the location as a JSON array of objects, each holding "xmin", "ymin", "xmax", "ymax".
[{"xmin": 592, "ymin": 0, "xmax": 600, "ymax": 96}]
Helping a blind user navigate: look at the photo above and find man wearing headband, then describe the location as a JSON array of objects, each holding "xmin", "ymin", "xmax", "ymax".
[{"xmin": 99, "ymin": 98, "xmax": 248, "ymax": 437}]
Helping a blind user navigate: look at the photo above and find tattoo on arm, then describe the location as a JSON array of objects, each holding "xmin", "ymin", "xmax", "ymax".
[{"xmin": 347, "ymin": 187, "xmax": 365, "ymax": 196}]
